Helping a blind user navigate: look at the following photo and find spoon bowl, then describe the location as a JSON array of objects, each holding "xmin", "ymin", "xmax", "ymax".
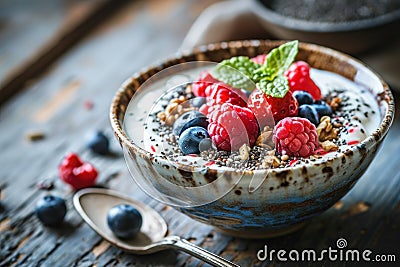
[{"xmin": 73, "ymin": 188, "xmax": 239, "ymax": 266}]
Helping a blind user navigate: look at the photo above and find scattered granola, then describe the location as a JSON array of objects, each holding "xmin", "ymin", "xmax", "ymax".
[{"xmin": 320, "ymin": 140, "xmax": 339, "ymax": 152}]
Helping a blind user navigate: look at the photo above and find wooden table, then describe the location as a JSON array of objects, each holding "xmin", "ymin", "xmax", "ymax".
[{"xmin": 1, "ymin": 0, "xmax": 399, "ymax": 266}]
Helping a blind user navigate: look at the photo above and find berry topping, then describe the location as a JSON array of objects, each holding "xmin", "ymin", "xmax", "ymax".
[
  {"xmin": 35, "ymin": 195, "xmax": 67, "ymax": 226},
  {"xmin": 313, "ymin": 100, "xmax": 333, "ymax": 117},
  {"xmin": 59, "ymin": 153, "xmax": 98, "ymax": 190},
  {"xmin": 208, "ymin": 84, "xmax": 247, "ymax": 107},
  {"xmin": 173, "ymin": 111, "xmax": 207, "ymax": 136},
  {"xmin": 248, "ymin": 89, "xmax": 298, "ymax": 125},
  {"xmin": 285, "ymin": 61, "xmax": 322, "ymax": 100},
  {"xmin": 86, "ymin": 131, "xmax": 110, "ymax": 155},
  {"xmin": 293, "ymin": 90, "xmax": 314, "ymax": 105},
  {"xmin": 207, "ymin": 103, "xmax": 259, "ymax": 151},
  {"xmin": 298, "ymin": 104, "xmax": 319, "ymax": 125},
  {"xmin": 178, "ymin": 126, "xmax": 211, "ymax": 155},
  {"xmin": 273, "ymin": 117, "xmax": 319, "ymax": 157},
  {"xmin": 107, "ymin": 204, "xmax": 143, "ymax": 239},
  {"xmin": 191, "ymin": 81, "xmax": 212, "ymax": 97}
]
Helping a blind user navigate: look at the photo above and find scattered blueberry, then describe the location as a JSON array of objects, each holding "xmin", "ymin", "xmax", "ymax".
[
  {"xmin": 35, "ymin": 195, "xmax": 67, "ymax": 226},
  {"xmin": 293, "ymin": 91, "xmax": 314, "ymax": 106},
  {"xmin": 190, "ymin": 97, "xmax": 207, "ymax": 108},
  {"xmin": 298, "ymin": 104, "xmax": 319, "ymax": 125},
  {"xmin": 313, "ymin": 100, "xmax": 332, "ymax": 117},
  {"xmin": 87, "ymin": 131, "xmax": 110, "ymax": 155},
  {"xmin": 107, "ymin": 204, "xmax": 142, "ymax": 239},
  {"xmin": 178, "ymin": 127, "xmax": 210, "ymax": 155},
  {"xmin": 173, "ymin": 111, "xmax": 206, "ymax": 136}
]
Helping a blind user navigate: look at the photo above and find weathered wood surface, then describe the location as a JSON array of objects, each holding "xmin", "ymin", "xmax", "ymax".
[{"xmin": 0, "ymin": 0, "xmax": 399, "ymax": 266}]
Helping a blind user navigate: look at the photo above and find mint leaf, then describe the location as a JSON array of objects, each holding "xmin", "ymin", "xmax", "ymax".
[
  {"xmin": 212, "ymin": 56, "xmax": 260, "ymax": 91},
  {"xmin": 257, "ymin": 75, "xmax": 289, "ymax": 98},
  {"xmin": 265, "ymin": 40, "xmax": 298, "ymax": 80},
  {"xmin": 211, "ymin": 41, "xmax": 298, "ymax": 98}
]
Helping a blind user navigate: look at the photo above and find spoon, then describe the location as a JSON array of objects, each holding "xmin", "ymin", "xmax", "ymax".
[{"xmin": 73, "ymin": 188, "xmax": 239, "ymax": 267}]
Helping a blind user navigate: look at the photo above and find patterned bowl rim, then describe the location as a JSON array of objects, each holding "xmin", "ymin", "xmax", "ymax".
[{"xmin": 110, "ymin": 40, "xmax": 395, "ymax": 174}]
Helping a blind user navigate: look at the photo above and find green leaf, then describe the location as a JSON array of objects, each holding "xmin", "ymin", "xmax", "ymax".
[
  {"xmin": 212, "ymin": 56, "xmax": 260, "ymax": 91},
  {"xmin": 211, "ymin": 41, "xmax": 298, "ymax": 97},
  {"xmin": 257, "ymin": 75, "xmax": 289, "ymax": 98},
  {"xmin": 265, "ymin": 40, "xmax": 298, "ymax": 79}
]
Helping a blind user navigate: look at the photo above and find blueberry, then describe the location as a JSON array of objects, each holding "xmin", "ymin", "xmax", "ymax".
[
  {"xmin": 293, "ymin": 91, "xmax": 314, "ymax": 106},
  {"xmin": 313, "ymin": 100, "xmax": 332, "ymax": 117},
  {"xmin": 298, "ymin": 104, "xmax": 319, "ymax": 125},
  {"xmin": 190, "ymin": 97, "xmax": 207, "ymax": 108},
  {"xmin": 179, "ymin": 117, "xmax": 208, "ymax": 136},
  {"xmin": 35, "ymin": 195, "xmax": 67, "ymax": 226},
  {"xmin": 173, "ymin": 111, "xmax": 207, "ymax": 136},
  {"xmin": 107, "ymin": 204, "xmax": 142, "ymax": 239},
  {"xmin": 87, "ymin": 131, "xmax": 109, "ymax": 155},
  {"xmin": 178, "ymin": 127, "xmax": 210, "ymax": 155}
]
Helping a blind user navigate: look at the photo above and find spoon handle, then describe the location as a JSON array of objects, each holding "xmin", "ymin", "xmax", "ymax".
[{"xmin": 163, "ymin": 236, "xmax": 240, "ymax": 267}]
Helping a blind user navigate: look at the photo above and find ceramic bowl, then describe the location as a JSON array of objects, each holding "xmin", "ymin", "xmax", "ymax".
[
  {"xmin": 110, "ymin": 40, "xmax": 394, "ymax": 238},
  {"xmin": 251, "ymin": 0, "xmax": 400, "ymax": 54}
]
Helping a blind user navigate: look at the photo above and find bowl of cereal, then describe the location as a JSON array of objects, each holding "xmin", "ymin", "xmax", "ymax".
[{"xmin": 110, "ymin": 40, "xmax": 394, "ymax": 238}]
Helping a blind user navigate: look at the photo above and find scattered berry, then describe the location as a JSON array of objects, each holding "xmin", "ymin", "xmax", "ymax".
[
  {"xmin": 273, "ymin": 117, "xmax": 319, "ymax": 157},
  {"xmin": 298, "ymin": 104, "xmax": 319, "ymax": 125},
  {"xmin": 248, "ymin": 89, "xmax": 298, "ymax": 126},
  {"xmin": 107, "ymin": 204, "xmax": 142, "ymax": 239},
  {"xmin": 87, "ymin": 131, "xmax": 110, "ymax": 155},
  {"xmin": 173, "ymin": 111, "xmax": 207, "ymax": 136},
  {"xmin": 285, "ymin": 61, "xmax": 322, "ymax": 100},
  {"xmin": 207, "ymin": 103, "xmax": 259, "ymax": 151},
  {"xmin": 251, "ymin": 54, "xmax": 267, "ymax": 64},
  {"xmin": 35, "ymin": 195, "xmax": 67, "ymax": 226},
  {"xmin": 178, "ymin": 127, "xmax": 211, "ymax": 155},
  {"xmin": 313, "ymin": 100, "xmax": 332, "ymax": 117},
  {"xmin": 293, "ymin": 90, "xmax": 314, "ymax": 106},
  {"xmin": 59, "ymin": 153, "xmax": 98, "ymax": 190}
]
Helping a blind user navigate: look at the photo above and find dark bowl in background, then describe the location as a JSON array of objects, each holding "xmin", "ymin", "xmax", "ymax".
[{"xmin": 252, "ymin": 0, "xmax": 400, "ymax": 54}]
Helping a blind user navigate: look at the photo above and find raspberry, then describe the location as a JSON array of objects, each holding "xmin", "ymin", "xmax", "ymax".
[
  {"xmin": 199, "ymin": 84, "xmax": 247, "ymax": 116},
  {"xmin": 208, "ymin": 84, "xmax": 247, "ymax": 107},
  {"xmin": 59, "ymin": 153, "xmax": 98, "ymax": 190},
  {"xmin": 273, "ymin": 117, "xmax": 319, "ymax": 157},
  {"xmin": 248, "ymin": 89, "xmax": 298, "ymax": 126},
  {"xmin": 194, "ymin": 70, "xmax": 249, "ymax": 101},
  {"xmin": 207, "ymin": 103, "xmax": 259, "ymax": 151},
  {"xmin": 284, "ymin": 61, "xmax": 322, "ymax": 100},
  {"xmin": 191, "ymin": 81, "xmax": 212, "ymax": 97},
  {"xmin": 251, "ymin": 54, "xmax": 266, "ymax": 64}
]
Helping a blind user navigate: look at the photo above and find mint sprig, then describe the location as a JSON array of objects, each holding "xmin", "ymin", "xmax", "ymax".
[
  {"xmin": 212, "ymin": 40, "xmax": 299, "ymax": 98},
  {"xmin": 212, "ymin": 56, "xmax": 260, "ymax": 92}
]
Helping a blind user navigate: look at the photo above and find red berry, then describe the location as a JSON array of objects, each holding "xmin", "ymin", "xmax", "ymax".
[
  {"xmin": 251, "ymin": 54, "xmax": 267, "ymax": 64},
  {"xmin": 207, "ymin": 103, "xmax": 259, "ymax": 151},
  {"xmin": 199, "ymin": 84, "xmax": 248, "ymax": 116},
  {"xmin": 59, "ymin": 153, "xmax": 98, "ymax": 190},
  {"xmin": 208, "ymin": 84, "xmax": 247, "ymax": 107},
  {"xmin": 284, "ymin": 61, "xmax": 322, "ymax": 100},
  {"xmin": 273, "ymin": 117, "xmax": 319, "ymax": 157},
  {"xmin": 248, "ymin": 89, "xmax": 298, "ymax": 126},
  {"xmin": 194, "ymin": 70, "xmax": 249, "ymax": 101}
]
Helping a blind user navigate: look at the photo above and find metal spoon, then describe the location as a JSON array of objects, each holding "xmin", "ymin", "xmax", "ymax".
[{"xmin": 73, "ymin": 188, "xmax": 239, "ymax": 267}]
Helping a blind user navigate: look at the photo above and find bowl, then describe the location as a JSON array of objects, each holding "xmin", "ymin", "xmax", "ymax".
[
  {"xmin": 251, "ymin": 0, "xmax": 400, "ymax": 54},
  {"xmin": 110, "ymin": 40, "xmax": 394, "ymax": 238}
]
